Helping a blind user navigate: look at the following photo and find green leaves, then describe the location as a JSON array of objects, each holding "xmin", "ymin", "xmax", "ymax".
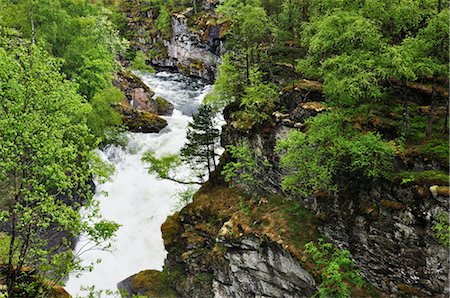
[
  {"xmin": 240, "ymin": 68, "xmax": 279, "ymax": 124},
  {"xmin": 276, "ymin": 111, "xmax": 394, "ymax": 196},
  {"xmin": 0, "ymin": 40, "xmax": 120, "ymax": 294},
  {"xmin": 205, "ymin": 54, "xmax": 241, "ymax": 111},
  {"xmin": 142, "ymin": 151, "xmax": 182, "ymax": 180},
  {"xmin": 432, "ymin": 213, "xmax": 450, "ymax": 247},
  {"xmin": 155, "ymin": 5, "xmax": 172, "ymax": 38},
  {"xmin": 304, "ymin": 239, "xmax": 364, "ymax": 298},
  {"xmin": 180, "ymin": 104, "xmax": 220, "ymax": 178}
]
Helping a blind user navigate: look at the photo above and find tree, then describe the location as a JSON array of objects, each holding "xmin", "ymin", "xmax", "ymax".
[
  {"xmin": 0, "ymin": 42, "xmax": 119, "ymax": 296},
  {"xmin": 402, "ymin": 11, "xmax": 449, "ymax": 138},
  {"xmin": 181, "ymin": 104, "xmax": 220, "ymax": 179},
  {"xmin": 143, "ymin": 104, "xmax": 220, "ymax": 184},
  {"xmin": 217, "ymin": 1, "xmax": 272, "ymax": 81},
  {"xmin": 276, "ymin": 111, "xmax": 394, "ymax": 197},
  {"xmin": 205, "ymin": 54, "xmax": 242, "ymax": 111},
  {"xmin": 276, "ymin": 0, "xmax": 308, "ymax": 87},
  {"xmin": 240, "ymin": 68, "xmax": 279, "ymax": 125},
  {"xmin": 155, "ymin": 5, "xmax": 172, "ymax": 38}
]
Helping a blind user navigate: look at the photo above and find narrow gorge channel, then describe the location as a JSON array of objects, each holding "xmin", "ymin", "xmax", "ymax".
[{"xmin": 65, "ymin": 72, "xmax": 212, "ymax": 296}]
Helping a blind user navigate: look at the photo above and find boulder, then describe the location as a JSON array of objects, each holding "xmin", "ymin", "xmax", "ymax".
[
  {"xmin": 114, "ymin": 71, "xmax": 175, "ymax": 116},
  {"xmin": 155, "ymin": 96, "xmax": 175, "ymax": 116},
  {"xmin": 131, "ymin": 87, "xmax": 158, "ymax": 113},
  {"xmin": 117, "ymin": 103, "xmax": 167, "ymax": 133},
  {"xmin": 118, "ymin": 270, "xmax": 176, "ymax": 298}
]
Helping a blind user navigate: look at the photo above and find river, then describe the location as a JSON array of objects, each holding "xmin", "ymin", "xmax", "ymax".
[{"xmin": 65, "ymin": 72, "xmax": 212, "ymax": 296}]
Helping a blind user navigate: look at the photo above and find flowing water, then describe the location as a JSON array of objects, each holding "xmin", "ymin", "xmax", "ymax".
[{"xmin": 65, "ymin": 72, "xmax": 212, "ymax": 296}]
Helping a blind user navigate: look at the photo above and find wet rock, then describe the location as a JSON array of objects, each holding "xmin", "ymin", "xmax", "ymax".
[
  {"xmin": 122, "ymin": 2, "xmax": 225, "ymax": 81},
  {"xmin": 116, "ymin": 103, "xmax": 167, "ymax": 133},
  {"xmin": 155, "ymin": 96, "xmax": 175, "ymax": 116}
]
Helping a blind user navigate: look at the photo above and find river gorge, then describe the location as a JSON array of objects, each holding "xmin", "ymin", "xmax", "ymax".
[{"xmin": 65, "ymin": 72, "xmax": 212, "ymax": 296}]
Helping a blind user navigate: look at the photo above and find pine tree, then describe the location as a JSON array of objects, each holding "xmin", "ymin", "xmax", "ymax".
[{"xmin": 181, "ymin": 104, "xmax": 220, "ymax": 179}]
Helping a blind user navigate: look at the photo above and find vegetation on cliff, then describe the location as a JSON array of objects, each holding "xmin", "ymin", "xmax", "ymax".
[
  {"xmin": 133, "ymin": 0, "xmax": 449, "ymax": 297},
  {"xmin": 0, "ymin": 0, "xmax": 130, "ymax": 295}
]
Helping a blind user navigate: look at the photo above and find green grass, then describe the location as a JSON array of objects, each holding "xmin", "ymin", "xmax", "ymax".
[{"xmin": 393, "ymin": 170, "xmax": 449, "ymax": 186}]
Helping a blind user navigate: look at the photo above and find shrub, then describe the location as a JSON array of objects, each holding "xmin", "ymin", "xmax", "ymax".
[
  {"xmin": 131, "ymin": 51, "xmax": 156, "ymax": 73},
  {"xmin": 304, "ymin": 239, "xmax": 364, "ymax": 298},
  {"xmin": 276, "ymin": 111, "xmax": 394, "ymax": 196},
  {"xmin": 432, "ymin": 213, "xmax": 450, "ymax": 247}
]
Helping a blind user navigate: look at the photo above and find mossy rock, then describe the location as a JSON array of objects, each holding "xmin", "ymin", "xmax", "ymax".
[
  {"xmin": 155, "ymin": 96, "xmax": 174, "ymax": 116},
  {"xmin": 393, "ymin": 170, "xmax": 449, "ymax": 186},
  {"xmin": 161, "ymin": 212, "xmax": 184, "ymax": 250},
  {"xmin": 120, "ymin": 270, "xmax": 177, "ymax": 298},
  {"xmin": 119, "ymin": 71, "xmax": 155, "ymax": 96},
  {"xmin": 380, "ymin": 199, "xmax": 406, "ymax": 210},
  {"xmin": 117, "ymin": 104, "xmax": 167, "ymax": 133}
]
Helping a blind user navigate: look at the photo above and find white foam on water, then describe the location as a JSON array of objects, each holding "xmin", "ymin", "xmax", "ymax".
[{"xmin": 65, "ymin": 72, "xmax": 212, "ymax": 296}]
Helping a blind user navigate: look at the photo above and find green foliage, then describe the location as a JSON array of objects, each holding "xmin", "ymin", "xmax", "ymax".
[
  {"xmin": 222, "ymin": 140, "xmax": 258, "ymax": 186},
  {"xmin": 87, "ymin": 86, "xmax": 124, "ymax": 142},
  {"xmin": 181, "ymin": 104, "xmax": 220, "ymax": 179},
  {"xmin": 155, "ymin": 6, "xmax": 172, "ymax": 38},
  {"xmin": 240, "ymin": 68, "xmax": 279, "ymax": 124},
  {"xmin": 432, "ymin": 213, "xmax": 450, "ymax": 247},
  {"xmin": 131, "ymin": 51, "xmax": 156, "ymax": 73},
  {"xmin": 304, "ymin": 239, "xmax": 364, "ymax": 298},
  {"xmin": 276, "ymin": 111, "xmax": 395, "ymax": 196},
  {"xmin": 222, "ymin": 140, "xmax": 272, "ymax": 195},
  {"xmin": 142, "ymin": 151, "xmax": 182, "ymax": 181},
  {"xmin": 205, "ymin": 54, "xmax": 242, "ymax": 111},
  {"xmin": 0, "ymin": 41, "xmax": 118, "ymax": 295},
  {"xmin": 394, "ymin": 170, "xmax": 449, "ymax": 186},
  {"xmin": 0, "ymin": 0, "xmax": 127, "ymax": 100},
  {"xmin": 143, "ymin": 105, "xmax": 220, "ymax": 185}
]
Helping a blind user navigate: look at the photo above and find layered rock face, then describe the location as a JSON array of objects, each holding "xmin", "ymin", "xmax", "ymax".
[
  {"xmin": 119, "ymin": 80, "xmax": 448, "ymax": 298},
  {"xmin": 122, "ymin": 1, "xmax": 225, "ymax": 81},
  {"xmin": 161, "ymin": 12, "xmax": 223, "ymax": 81},
  {"xmin": 213, "ymin": 236, "xmax": 317, "ymax": 298}
]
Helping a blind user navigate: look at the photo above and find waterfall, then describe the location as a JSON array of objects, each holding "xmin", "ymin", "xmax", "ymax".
[{"xmin": 65, "ymin": 72, "xmax": 213, "ymax": 296}]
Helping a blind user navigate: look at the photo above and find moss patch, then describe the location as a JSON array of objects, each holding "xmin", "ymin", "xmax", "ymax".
[
  {"xmin": 131, "ymin": 270, "xmax": 177, "ymax": 298},
  {"xmin": 393, "ymin": 170, "xmax": 449, "ymax": 186},
  {"xmin": 116, "ymin": 103, "xmax": 168, "ymax": 133}
]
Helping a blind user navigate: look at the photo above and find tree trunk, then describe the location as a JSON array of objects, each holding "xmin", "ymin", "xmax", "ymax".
[
  {"xmin": 7, "ymin": 214, "xmax": 17, "ymax": 297},
  {"xmin": 245, "ymin": 49, "xmax": 250, "ymax": 83},
  {"xmin": 401, "ymin": 80, "xmax": 410, "ymax": 141},
  {"xmin": 425, "ymin": 81, "xmax": 437, "ymax": 139},
  {"xmin": 29, "ymin": 2, "xmax": 36, "ymax": 45},
  {"xmin": 444, "ymin": 97, "xmax": 449, "ymax": 134}
]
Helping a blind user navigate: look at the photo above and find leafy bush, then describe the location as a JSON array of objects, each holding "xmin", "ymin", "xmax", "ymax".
[
  {"xmin": 304, "ymin": 239, "xmax": 364, "ymax": 298},
  {"xmin": 432, "ymin": 213, "xmax": 450, "ymax": 247},
  {"xmin": 131, "ymin": 51, "xmax": 156, "ymax": 73},
  {"xmin": 222, "ymin": 140, "xmax": 272, "ymax": 195},
  {"xmin": 240, "ymin": 68, "xmax": 279, "ymax": 124},
  {"xmin": 276, "ymin": 111, "xmax": 394, "ymax": 196}
]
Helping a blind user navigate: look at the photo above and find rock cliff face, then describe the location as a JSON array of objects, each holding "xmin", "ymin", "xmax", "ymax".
[
  {"xmin": 219, "ymin": 85, "xmax": 450, "ymax": 297},
  {"xmin": 123, "ymin": 1, "xmax": 225, "ymax": 81},
  {"xmin": 119, "ymin": 80, "xmax": 448, "ymax": 298},
  {"xmin": 119, "ymin": 184, "xmax": 320, "ymax": 298},
  {"xmin": 212, "ymin": 236, "xmax": 317, "ymax": 298}
]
